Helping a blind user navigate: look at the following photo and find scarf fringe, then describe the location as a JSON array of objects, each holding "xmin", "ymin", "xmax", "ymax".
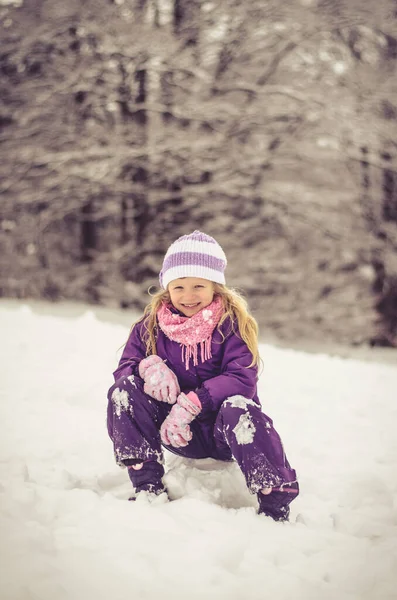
[{"xmin": 181, "ymin": 336, "xmax": 213, "ymax": 370}]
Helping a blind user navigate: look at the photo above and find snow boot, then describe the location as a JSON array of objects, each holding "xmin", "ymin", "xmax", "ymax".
[
  {"xmin": 125, "ymin": 458, "xmax": 168, "ymax": 498},
  {"xmin": 257, "ymin": 481, "xmax": 299, "ymax": 522}
]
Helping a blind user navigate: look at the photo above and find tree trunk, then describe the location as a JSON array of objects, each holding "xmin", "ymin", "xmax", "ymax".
[
  {"xmin": 173, "ymin": 0, "xmax": 200, "ymax": 47},
  {"xmin": 381, "ymin": 152, "xmax": 397, "ymax": 222},
  {"xmin": 81, "ymin": 200, "xmax": 97, "ymax": 263}
]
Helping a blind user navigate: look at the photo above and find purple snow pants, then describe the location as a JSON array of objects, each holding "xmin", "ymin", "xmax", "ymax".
[{"xmin": 107, "ymin": 374, "xmax": 298, "ymax": 497}]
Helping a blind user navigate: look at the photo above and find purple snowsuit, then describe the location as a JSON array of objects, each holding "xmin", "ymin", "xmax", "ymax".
[{"xmin": 107, "ymin": 316, "xmax": 298, "ymax": 517}]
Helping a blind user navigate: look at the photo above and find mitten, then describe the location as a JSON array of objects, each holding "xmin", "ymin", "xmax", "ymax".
[
  {"xmin": 160, "ymin": 392, "xmax": 201, "ymax": 448},
  {"xmin": 139, "ymin": 355, "xmax": 180, "ymax": 404}
]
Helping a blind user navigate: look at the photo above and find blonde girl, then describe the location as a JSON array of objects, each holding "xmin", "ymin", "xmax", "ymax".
[{"xmin": 107, "ymin": 231, "xmax": 298, "ymax": 521}]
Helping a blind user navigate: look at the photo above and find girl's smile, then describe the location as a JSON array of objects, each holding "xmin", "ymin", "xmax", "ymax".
[{"xmin": 168, "ymin": 277, "xmax": 215, "ymax": 317}]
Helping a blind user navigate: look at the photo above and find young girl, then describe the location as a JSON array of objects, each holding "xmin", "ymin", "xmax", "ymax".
[{"xmin": 107, "ymin": 231, "xmax": 299, "ymax": 521}]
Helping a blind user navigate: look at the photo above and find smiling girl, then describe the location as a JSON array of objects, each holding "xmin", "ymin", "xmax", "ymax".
[{"xmin": 107, "ymin": 231, "xmax": 299, "ymax": 521}]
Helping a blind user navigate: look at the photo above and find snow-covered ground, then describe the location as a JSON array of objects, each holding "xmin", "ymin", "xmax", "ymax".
[{"xmin": 1, "ymin": 300, "xmax": 397, "ymax": 600}]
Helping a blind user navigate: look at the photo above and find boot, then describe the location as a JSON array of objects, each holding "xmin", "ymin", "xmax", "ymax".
[
  {"xmin": 125, "ymin": 459, "xmax": 168, "ymax": 497},
  {"xmin": 257, "ymin": 481, "xmax": 299, "ymax": 522}
]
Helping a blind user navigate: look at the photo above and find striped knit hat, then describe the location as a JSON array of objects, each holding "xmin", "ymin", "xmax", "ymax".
[{"xmin": 159, "ymin": 230, "xmax": 227, "ymax": 289}]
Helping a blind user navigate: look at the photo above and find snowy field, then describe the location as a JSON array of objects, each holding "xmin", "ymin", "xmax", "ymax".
[{"xmin": 1, "ymin": 300, "xmax": 397, "ymax": 600}]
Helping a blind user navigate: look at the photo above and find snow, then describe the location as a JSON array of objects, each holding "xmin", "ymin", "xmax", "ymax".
[
  {"xmin": 232, "ymin": 412, "xmax": 256, "ymax": 445},
  {"xmin": 111, "ymin": 387, "xmax": 132, "ymax": 417},
  {"xmin": 1, "ymin": 300, "xmax": 397, "ymax": 600}
]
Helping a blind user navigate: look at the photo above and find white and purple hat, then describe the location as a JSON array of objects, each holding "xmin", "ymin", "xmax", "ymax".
[{"xmin": 159, "ymin": 230, "xmax": 227, "ymax": 289}]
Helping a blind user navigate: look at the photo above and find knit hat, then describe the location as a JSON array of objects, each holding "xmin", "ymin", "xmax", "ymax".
[{"xmin": 159, "ymin": 230, "xmax": 227, "ymax": 289}]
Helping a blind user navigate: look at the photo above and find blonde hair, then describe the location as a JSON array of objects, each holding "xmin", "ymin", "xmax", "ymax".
[{"xmin": 130, "ymin": 283, "xmax": 261, "ymax": 369}]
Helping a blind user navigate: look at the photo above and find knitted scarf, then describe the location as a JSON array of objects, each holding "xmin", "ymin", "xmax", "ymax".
[{"xmin": 157, "ymin": 296, "xmax": 224, "ymax": 370}]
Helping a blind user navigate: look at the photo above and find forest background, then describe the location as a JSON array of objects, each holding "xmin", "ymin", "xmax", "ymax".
[{"xmin": 1, "ymin": 0, "xmax": 397, "ymax": 348}]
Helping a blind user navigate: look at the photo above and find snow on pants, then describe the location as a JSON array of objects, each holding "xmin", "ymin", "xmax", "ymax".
[{"xmin": 107, "ymin": 374, "xmax": 298, "ymax": 494}]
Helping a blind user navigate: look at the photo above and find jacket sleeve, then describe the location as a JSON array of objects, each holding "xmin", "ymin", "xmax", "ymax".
[
  {"xmin": 195, "ymin": 328, "xmax": 258, "ymax": 413},
  {"xmin": 113, "ymin": 320, "xmax": 147, "ymax": 381}
]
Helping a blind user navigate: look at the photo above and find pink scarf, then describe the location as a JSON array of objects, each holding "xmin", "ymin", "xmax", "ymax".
[{"xmin": 157, "ymin": 296, "xmax": 224, "ymax": 369}]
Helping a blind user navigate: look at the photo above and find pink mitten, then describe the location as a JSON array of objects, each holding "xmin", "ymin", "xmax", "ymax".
[
  {"xmin": 160, "ymin": 392, "xmax": 201, "ymax": 448},
  {"xmin": 139, "ymin": 355, "xmax": 180, "ymax": 404}
]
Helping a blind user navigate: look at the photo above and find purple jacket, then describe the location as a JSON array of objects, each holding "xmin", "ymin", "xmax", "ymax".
[{"xmin": 113, "ymin": 316, "xmax": 260, "ymax": 415}]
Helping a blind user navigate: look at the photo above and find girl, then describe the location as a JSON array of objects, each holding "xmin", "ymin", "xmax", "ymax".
[{"xmin": 107, "ymin": 231, "xmax": 299, "ymax": 521}]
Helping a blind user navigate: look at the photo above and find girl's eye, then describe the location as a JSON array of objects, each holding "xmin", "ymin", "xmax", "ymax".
[{"xmin": 195, "ymin": 285, "xmax": 204, "ymax": 289}]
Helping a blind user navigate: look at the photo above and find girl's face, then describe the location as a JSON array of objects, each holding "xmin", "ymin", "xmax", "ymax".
[{"xmin": 168, "ymin": 277, "xmax": 215, "ymax": 317}]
